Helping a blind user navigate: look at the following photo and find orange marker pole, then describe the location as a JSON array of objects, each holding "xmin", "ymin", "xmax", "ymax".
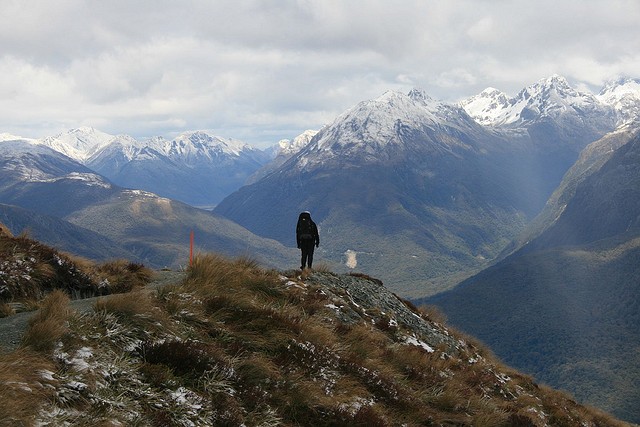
[{"xmin": 189, "ymin": 230, "xmax": 194, "ymax": 266}]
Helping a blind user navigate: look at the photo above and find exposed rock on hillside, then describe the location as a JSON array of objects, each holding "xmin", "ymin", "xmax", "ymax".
[{"xmin": 0, "ymin": 253, "xmax": 624, "ymax": 426}]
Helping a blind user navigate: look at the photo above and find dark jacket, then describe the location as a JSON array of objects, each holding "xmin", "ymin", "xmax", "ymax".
[{"xmin": 296, "ymin": 212, "xmax": 319, "ymax": 248}]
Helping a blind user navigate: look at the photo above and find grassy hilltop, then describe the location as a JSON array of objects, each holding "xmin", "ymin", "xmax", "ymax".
[{"xmin": 0, "ymin": 228, "xmax": 627, "ymax": 426}]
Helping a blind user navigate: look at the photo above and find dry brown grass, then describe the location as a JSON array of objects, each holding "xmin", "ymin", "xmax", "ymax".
[
  {"xmin": 417, "ymin": 303, "xmax": 449, "ymax": 324},
  {"xmin": 0, "ymin": 349, "xmax": 57, "ymax": 425},
  {"xmin": 88, "ymin": 259, "xmax": 154, "ymax": 294},
  {"xmin": 94, "ymin": 289, "xmax": 155, "ymax": 318},
  {"xmin": 185, "ymin": 254, "xmax": 280, "ymax": 299},
  {"xmin": 92, "ymin": 289, "xmax": 174, "ymax": 340},
  {"xmin": 0, "ymin": 222, "xmax": 12, "ymax": 237},
  {"xmin": 312, "ymin": 262, "xmax": 333, "ymax": 273},
  {"xmin": 0, "ymin": 303, "xmax": 13, "ymax": 318},
  {"xmin": 21, "ymin": 290, "xmax": 70, "ymax": 352},
  {"xmin": 8, "ymin": 251, "xmax": 626, "ymax": 426},
  {"xmin": 237, "ymin": 353, "xmax": 283, "ymax": 387},
  {"xmin": 1, "ymin": 229, "xmax": 154, "ymax": 311}
]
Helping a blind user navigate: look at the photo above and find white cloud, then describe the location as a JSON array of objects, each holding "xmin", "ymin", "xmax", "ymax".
[{"xmin": 0, "ymin": 0, "xmax": 638, "ymax": 147}]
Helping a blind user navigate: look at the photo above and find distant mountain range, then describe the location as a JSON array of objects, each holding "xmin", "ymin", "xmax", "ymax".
[
  {"xmin": 2, "ymin": 75, "xmax": 639, "ymax": 293},
  {"xmin": 215, "ymin": 76, "xmax": 640, "ymax": 296},
  {"xmin": 33, "ymin": 128, "xmax": 272, "ymax": 208},
  {"xmin": 0, "ymin": 137, "xmax": 295, "ymax": 269}
]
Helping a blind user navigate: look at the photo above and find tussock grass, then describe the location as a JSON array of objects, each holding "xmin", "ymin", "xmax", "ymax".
[
  {"xmin": 21, "ymin": 290, "xmax": 70, "ymax": 352},
  {"xmin": 185, "ymin": 254, "xmax": 276, "ymax": 294},
  {"xmin": 94, "ymin": 289, "xmax": 155, "ymax": 319},
  {"xmin": 0, "ymin": 229, "xmax": 154, "ymax": 312},
  {"xmin": 0, "ymin": 303, "xmax": 13, "ymax": 318},
  {"xmin": 88, "ymin": 259, "xmax": 154, "ymax": 294},
  {"xmin": 92, "ymin": 289, "xmax": 174, "ymax": 342},
  {"xmin": 0, "ymin": 349, "xmax": 56, "ymax": 425},
  {"xmin": 237, "ymin": 353, "xmax": 282, "ymax": 387},
  {"xmin": 417, "ymin": 303, "xmax": 449, "ymax": 324},
  {"xmin": 6, "ymin": 251, "xmax": 628, "ymax": 426}
]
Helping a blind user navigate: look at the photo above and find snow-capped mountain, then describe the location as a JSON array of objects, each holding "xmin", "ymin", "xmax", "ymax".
[
  {"xmin": 460, "ymin": 75, "xmax": 624, "ymax": 157},
  {"xmin": 0, "ymin": 138, "xmax": 118, "ymax": 218},
  {"xmin": 298, "ymin": 88, "xmax": 487, "ymax": 170},
  {"xmin": 31, "ymin": 129, "xmax": 272, "ymax": 207},
  {"xmin": 276, "ymin": 129, "xmax": 318, "ymax": 156},
  {"xmin": 246, "ymin": 130, "xmax": 318, "ymax": 185},
  {"xmin": 38, "ymin": 127, "xmax": 117, "ymax": 162},
  {"xmin": 0, "ymin": 133, "xmax": 35, "ymax": 143},
  {"xmin": 597, "ymin": 76, "xmax": 640, "ymax": 126},
  {"xmin": 458, "ymin": 88, "xmax": 513, "ymax": 126},
  {"xmin": 0, "ymin": 138, "xmax": 109, "ymax": 186},
  {"xmin": 41, "ymin": 128, "xmax": 266, "ymax": 166},
  {"xmin": 157, "ymin": 131, "xmax": 256, "ymax": 163},
  {"xmin": 461, "ymin": 75, "xmax": 616, "ymax": 130}
]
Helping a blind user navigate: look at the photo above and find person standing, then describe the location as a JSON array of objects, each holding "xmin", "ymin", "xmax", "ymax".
[{"xmin": 296, "ymin": 211, "xmax": 319, "ymax": 270}]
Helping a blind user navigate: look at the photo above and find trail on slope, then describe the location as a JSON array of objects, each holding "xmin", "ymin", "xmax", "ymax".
[{"xmin": 0, "ymin": 270, "xmax": 186, "ymax": 353}]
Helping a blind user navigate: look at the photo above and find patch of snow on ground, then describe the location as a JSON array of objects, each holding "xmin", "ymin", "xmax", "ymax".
[
  {"xmin": 69, "ymin": 347, "xmax": 94, "ymax": 371},
  {"xmin": 404, "ymin": 335, "xmax": 435, "ymax": 353}
]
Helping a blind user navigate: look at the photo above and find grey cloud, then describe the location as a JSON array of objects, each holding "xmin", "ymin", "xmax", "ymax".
[{"xmin": 0, "ymin": 0, "xmax": 638, "ymax": 146}]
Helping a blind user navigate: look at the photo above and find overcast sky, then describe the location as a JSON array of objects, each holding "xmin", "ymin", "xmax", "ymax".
[{"xmin": 1, "ymin": 0, "xmax": 638, "ymax": 147}]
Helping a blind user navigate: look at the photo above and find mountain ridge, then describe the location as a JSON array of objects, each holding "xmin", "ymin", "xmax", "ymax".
[
  {"xmin": 34, "ymin": 128, "xmax": 272, "ymax": 207},
  {"xmin": 460, "ymin": 75, "xmax": 633, "ymax": 130}
]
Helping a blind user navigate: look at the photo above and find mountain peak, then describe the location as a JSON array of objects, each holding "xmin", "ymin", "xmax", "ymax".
[
  {"xmin": 543, "ymin": 73, "xmax": 570, "ymax": 86},
  {"xmin": 38, "ymin": 127, "xmax": 116, "ymax": 162},
  {"xmin": 171, "ymin": 130, "xmax": 248, "ymax": 158},
  {"xmin": 520, "ymin": 74, "xmax": 582, "ymax": 103},
  {"xmin": 462, "ymin": 75, "xmax": 615, "ymax": 128},
  {"xmin": 458, "ymin": 87, "xmax": 511, "ymax": 126},
  {"xmin": 407, "ymin": 88, "xmax": 434, "ymax": 102},
  {"xmin": 306, "ymin": 89, "xmax": 472, "ymax": 163},
  {"xmin": 277, "ymin": 130, "xmax": 318, "ymax": 156},
  {"xmin": 597, "ymin": 77, "xmax": 640, "ymax": 125}
]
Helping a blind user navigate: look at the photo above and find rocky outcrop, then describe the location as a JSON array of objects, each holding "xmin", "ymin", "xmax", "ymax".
[{"xmin": 306, "ymin": 272, "xmax": 459, "ymax": 352}]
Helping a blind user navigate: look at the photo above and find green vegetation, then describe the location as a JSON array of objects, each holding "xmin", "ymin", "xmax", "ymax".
[{"xmin": 0, "ymin": 252, "xmax": 626, "ymax": 426}]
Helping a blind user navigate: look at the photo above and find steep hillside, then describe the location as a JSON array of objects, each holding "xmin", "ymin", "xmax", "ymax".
[
  {"xmin": 65, "ymin": 189, "xmax": 297, "ymax": 270},
  {"xmin": 532, "ymin": 131, "xmax": 640, "ymax": 247},
  {"xmin": 499, "ymin": 126, "xmax": 639, "ymax": 257},
  {"xmin": 425, "ymin": 130, "xmax": 640, "ymax": 422},
  {"xmin": 0, "ymin": 253, "xmax": 625, "ymax": 426},
  {"xmin": 0, "ymin": 203, "xmax": 137, "ymax": 262}
]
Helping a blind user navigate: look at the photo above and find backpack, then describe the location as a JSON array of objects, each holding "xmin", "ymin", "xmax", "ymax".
[{"xmin": 298, "ymin": 217, "xmax": 314, "ymax": 240}]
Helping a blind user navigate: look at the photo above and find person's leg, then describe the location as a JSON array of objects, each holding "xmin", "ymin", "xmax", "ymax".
[
  {"xmin": 307, "ymin": 246, "xmax": 315, "ymax": 269},
  {"xmin": 300, "ymin": 248, "xmax": 307, "ymax": 269}
]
